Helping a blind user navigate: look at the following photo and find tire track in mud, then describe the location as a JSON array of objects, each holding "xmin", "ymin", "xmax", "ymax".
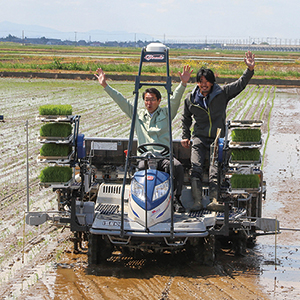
[
  {"xmin": 154, "ymin": 260, "xmax": 269, "ymax": 300},
  {"xmin": 19, "ymin": 250, "xmax": 270, "ymax": 300}
]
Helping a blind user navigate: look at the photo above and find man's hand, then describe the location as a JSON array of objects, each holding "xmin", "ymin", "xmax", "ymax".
[
  {"xmin": 181, "ymin": 139, "xmax": 191, "ymax": 149},
  {"xmin": 178, "ymin": 65, "xmax": 193, "ymax": 86},
  {"xmin": 244, "ymin": 51, "xmax": 255, "ymax": 71},
  {"xmin": 94, "ymin": 68, "xmax": 107, "ymax": 88}
]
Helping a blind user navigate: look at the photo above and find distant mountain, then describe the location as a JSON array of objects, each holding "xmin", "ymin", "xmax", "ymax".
[
  {"xmin": 0, "ymin": 21, "xmax": 62, "ymax": 39},
  {"xmin": 0, "ymin": 21, "xmax": 154, "ymax": 42}
]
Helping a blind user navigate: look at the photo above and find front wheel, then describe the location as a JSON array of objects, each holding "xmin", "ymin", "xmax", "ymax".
[
  {"xmin": 188, "ymin": 235, "xmax": 216, "ymax": 266},
  {"xmin": 88, "ymin": 234, "xmax": 113, "ymax": 265}
]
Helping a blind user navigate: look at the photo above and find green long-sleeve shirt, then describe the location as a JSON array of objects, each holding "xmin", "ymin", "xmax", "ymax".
[{"xmin": 104, "ymin": 83, "xmax": 186, "ymax": 151}]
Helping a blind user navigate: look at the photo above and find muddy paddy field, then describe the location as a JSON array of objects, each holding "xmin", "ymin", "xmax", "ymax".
[{"xmin": 0, "ymin": 77, "xmax": 300, "ymax": 299}]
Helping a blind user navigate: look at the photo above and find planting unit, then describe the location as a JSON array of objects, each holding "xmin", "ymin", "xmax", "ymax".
[
  {"xmin": 216, "ymin": 120, "xmax": 267, "ymax": 251},
  {"xmin": 37, "ymin": 106, "xmax": 81, "ymax": 188},
  {"xmin": 26, "ymin": 44, "xmax": 280, "ymax": 264}
]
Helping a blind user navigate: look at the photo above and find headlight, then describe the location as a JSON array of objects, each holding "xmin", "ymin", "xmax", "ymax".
[
  {"xmin": 153, "ymin": 179, "xmax": 169, "ymax": 201},
  {"xmin": 131, "ymin": 178, "xmax": 145, "ymax": 200}
]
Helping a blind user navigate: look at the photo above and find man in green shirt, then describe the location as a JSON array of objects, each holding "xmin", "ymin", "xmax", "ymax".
[{"xmin": 95, "ymin": 66, "xmax": 193, "ymax": 212}]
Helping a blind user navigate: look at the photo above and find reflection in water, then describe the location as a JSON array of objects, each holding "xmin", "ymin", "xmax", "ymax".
[{"xmin": 256, "ymin": 240, "xmax": 300, "ymax": 299}]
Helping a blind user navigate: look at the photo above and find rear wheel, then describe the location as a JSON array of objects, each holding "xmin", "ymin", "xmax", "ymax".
[
  {"xmin": 232, "ymin": 230, "xmax": 247, "ymax": 256},
  {"xmin": 246, "ymin": 236, "xmax": 257, "ymax": 248}
]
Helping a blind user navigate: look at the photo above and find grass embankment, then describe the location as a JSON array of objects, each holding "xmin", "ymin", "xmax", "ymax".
[{"xmin": 1, "ymin": 42, "xmax": 300, "ymax": 80}]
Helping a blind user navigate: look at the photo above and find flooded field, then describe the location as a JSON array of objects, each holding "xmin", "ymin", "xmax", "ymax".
[
  {"xmin": 0, "ymin": 77, "xmax": 299, "ymax": 299},
  {"xmin": 256, "ymin": 87, "xmax": 300, "ymax": 299}
]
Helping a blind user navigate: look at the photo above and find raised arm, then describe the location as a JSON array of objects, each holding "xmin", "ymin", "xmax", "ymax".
[
  {"xmin": 178, "ymin": 65, "xmax": 193, "ymax": 86},
  {"xmin": 94, "ymin": 68, "xmax": 108, "ymax": 88},
  {"xmin": 244, "ymin": 51, "xmax": 255, "ymax": 71}
]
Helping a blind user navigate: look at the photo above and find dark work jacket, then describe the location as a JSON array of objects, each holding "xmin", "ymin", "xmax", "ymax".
[{"xmin": 181, "ymin": 68, "xmax": 254, "ymax": 140}]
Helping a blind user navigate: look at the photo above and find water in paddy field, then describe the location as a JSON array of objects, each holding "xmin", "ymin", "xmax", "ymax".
[{"xmin": 257, "ymin": 88, "xmax": 300, "ymax": 299}]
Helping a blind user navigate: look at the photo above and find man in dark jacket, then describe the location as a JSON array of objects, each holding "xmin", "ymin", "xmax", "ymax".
[{"xmin": 181, "ymin": 51, "xmax": 255, "ymax": 211}]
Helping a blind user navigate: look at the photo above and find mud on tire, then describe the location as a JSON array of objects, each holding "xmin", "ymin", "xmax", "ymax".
[
  {"xmin": 88, "ymin": 234, "xmax": 113, "ymax": 265},
  {"xmin": 188, "ymin": 235, "xmax": 216, "ymax": 266}
]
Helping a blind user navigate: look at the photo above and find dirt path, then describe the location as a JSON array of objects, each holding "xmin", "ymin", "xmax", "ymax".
[{"xmin": 0, "ymin": 79, "xmax": 299, "ymax": 299}]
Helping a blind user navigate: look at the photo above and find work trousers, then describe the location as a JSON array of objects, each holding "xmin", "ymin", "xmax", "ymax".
[{"xmin": 190, "ymin": 136, "xmax": 218, "ymax": 190}]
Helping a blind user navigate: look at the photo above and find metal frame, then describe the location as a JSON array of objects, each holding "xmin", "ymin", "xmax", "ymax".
[{"xmin": 120, "ymin": 44, "xmax": 175, "ymax": 237}]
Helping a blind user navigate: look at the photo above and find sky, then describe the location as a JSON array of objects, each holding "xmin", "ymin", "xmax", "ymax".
[{"xmin": 0, "ymin": 0, "xmax": 300, "ymax": 44}]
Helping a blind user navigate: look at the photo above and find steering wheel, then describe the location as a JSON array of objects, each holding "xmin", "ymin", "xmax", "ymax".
[{"xmin": 137, "ymin": 143, "xmax": 170, "ymax": 156}]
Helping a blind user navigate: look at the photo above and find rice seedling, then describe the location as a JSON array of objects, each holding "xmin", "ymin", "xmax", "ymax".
[
  {"xmin": 40, "ymin": 123, "xmax": 72, "ymax": 137},
  {"xmin": 231, "ymin": 86, "xmax": 257, "ymax": 120},
  {"xmin": 231, "ymin": 149, "xmax": 261, "ymax": 161},
  {"xmin": 261, "ymin": 87, "xmax": 276, "ymax": 169},
  {"xmin": 241, "ymin": 86, "xmax": 263, "ymax": 120},
  {"xmin": 231, "ymin": 128, "xmax": 261, "ymax": 142},
  {"xmin": 227, "ymin": 86, "xmax": 252, "ymax": 118},
  {"xmin": 250, "ymin": 86, "xmax": 268, "ymax": 120},
  {"xmin": 39, "ymin": 166, "xmax": 72, "ymax": 183},
  {"xmin": 40, "ymin": 144, "xmax": 72, "ymax": 156},
  {"xmin": 39, "ymin": 104, "xmax": 72, "ymax": 115},
  {"xmin": 231, "ymin": 174, "xmax": 260, "ymax": 189}
]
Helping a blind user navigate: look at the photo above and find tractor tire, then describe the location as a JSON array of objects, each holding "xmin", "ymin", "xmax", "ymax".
[
  {"xmin": 189, "ymin": 235, "xmax": 216, "ymax": 266},
  {"xmin": 232, "ymin": 231, "xmax": 247, "ymax": 256},
  {"xmin": 203, "ymin": 235, "xmax": 216, "ymax": 266},
  {"xmin": 246, "ymin": 236, "xmax": 257, "ymax": 248},
  {"xmin": 88, "ymin": 234, "xmax": 113, "ymax": 265}
]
